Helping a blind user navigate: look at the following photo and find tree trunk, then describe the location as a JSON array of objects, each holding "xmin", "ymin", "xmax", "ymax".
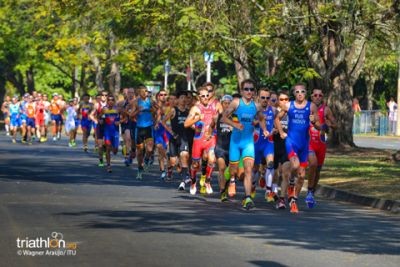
[
  {"xmin": 234, "ymin": 46, "xmax": 250, "ymax": 90},
  {"xmin": 108, "ymin": 62, "xmax": 120, "ymax": 96},
  {"xmin": 72, "ymin": 66, "xmax": 80, "ymax": 98},
  {"xmin": 80, "ymin": 65, "xmax": 86, "ymax": 94},
  {"xmin": 26, "ymin": 66, "xmax": 35, "ymax": 93},
  {"xmin": 328, "ymin": 68, "xmax": 356, "ymax": 147},
  {"xmin": 84, "ymin": 45, "xmax": 104, "ymax": 92},
  {"xmin": 365, "ymin": 74, "xmax": 376, "ymax": 111},
  {"xmin": 7, "ymin": 71, "xmax": 25, "ymax": 96},
  {"xmin": 108, "ymin": 31, "xmax": 120, "ymax": 96}
]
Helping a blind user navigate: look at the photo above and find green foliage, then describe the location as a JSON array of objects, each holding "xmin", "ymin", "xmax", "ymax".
[{"xmin": 378, "ymin": 92, "xmax": 387, "ymax": 114}]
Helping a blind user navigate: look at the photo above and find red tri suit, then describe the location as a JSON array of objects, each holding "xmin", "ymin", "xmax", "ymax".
[
  {"xmin": 309, "ymin": 104, "xmax": 327, "ymax": 167},
  {"xmin": 191, "ymin": 101, "xmax": 218, "ymax": 161}
]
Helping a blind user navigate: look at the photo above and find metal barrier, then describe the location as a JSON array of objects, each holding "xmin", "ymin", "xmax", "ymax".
[{"xmin": 353, "ymin": 110, "xmax": 390, "ymax": 135}]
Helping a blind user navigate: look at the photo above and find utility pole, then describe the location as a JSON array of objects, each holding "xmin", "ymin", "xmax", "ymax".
[
  {"xmin": 204, "ymin": 52, "xmax": 214, "ymax": 83},
  {"xmin": 396, "ymin": 47, "xmax": 400, "ymax": 136},
  {"xmin": 164, "ymin": 59, "xmax": 170, "ymax": 90}
]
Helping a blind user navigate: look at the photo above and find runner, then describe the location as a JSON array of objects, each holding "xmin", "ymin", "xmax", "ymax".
[
  {"xmin": 184, "ymin": 86, "xmax": 219, "ymax": 195},
  {"xmin": 117, "ymin": 88, "xmax": 136, "ymax": 165},
  {"xmin": 9, "ymin": 96, "xmax": 21, "ymax": 143},
  {"xmin": 306, "ymin": 88, "xmax": 337, "ymax": 208},
  {"xmin": 101, "ymin": 95, "xmax": 120, "ymax": 173},
  {"xmin": 35, "ymin": 94, "xmax": 47, "ymax": 143},
  {"xmin": 89, "ymin": 91, "xmax": 108, "ymax": 167},
  {"xmin": 79, "ymin": 93, "xmax": 94, "ymax": 152},
  {"xmin": 162, "ymin": 91, "xmax": 191, "ymax": 187},
  {"xmin": 275, "ymin": 83, "xmax": 320, "ymax": 214},
  {"xmin": 131, "ymin": 85, "xmax": 157, "ymax": 179},
  {"xmin": 19, "ymin": 94, "xmax": 28, "ymax": 143},
  {"xmin": 65, "ymin": 99, "xmax": 78, "ymax": 147},
  {"xmin": 222, "ymin": 79, "xmax": 268, "ymax": 210},
  {"xmin": 154, "ymin": 89, "xmax": 171, "ymax": 179},
  {"xmin": 1, "ymin": 95, "xmax": 11, "ymax": 136},
  {"xmin": 49, "ymin": 93, "xmax": 63, "ymax": 141},
  {"xmin": 25, "ymin": 95, "xmax": 36, "ymax": 145},
  {"xmin": 253, "ymin": 88, "xmax": 277, "ymax": 203},
  {"xmin": 215, "ymin": 94, "xmax": 233, "ymax": 201},
  {"xmin": 273, "ymin": 90, "xmax": 290, "ymax": 210}
]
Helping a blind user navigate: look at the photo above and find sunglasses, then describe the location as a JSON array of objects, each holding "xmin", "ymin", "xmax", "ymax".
[
  {"xmin": 260, "ymin": 96, "xmax": 270, "ymax": 100},
  {"xmin": 313, "ymin": 94, "xmax": 323, "ymax": 98},
  {"xmin": 243, "ymin": 87, "xmax": 255, "ymax": 92},
  {"xmin": 200, "ymin": 94, "xmax": 209, "ymax": 98},
  {"xmin": 107, "ymin": 98, "xmax": 115, "ymax": 101},
  {"xmin": 159, "ymin": 94, "xmax": 167, "ymax": 96},
  {"xmin": 208, "ymin": 89, "xmax": 214, "ymax": 93},
  {"xmin": 271, "ymin": 98, "xmax": 277, "ymax": 102},
  {"xmin": 295, "ymin": 90, "xmax": 306, "ymax": 94},
  {"xmin": 279, "ymin": 98, "xmax": 289, "ymax": 101}
]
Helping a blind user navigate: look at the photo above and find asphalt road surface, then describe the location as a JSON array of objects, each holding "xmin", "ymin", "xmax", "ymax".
[{"xmin": 0, "ymin": 134, "xmax": 399, "ymax": 267}]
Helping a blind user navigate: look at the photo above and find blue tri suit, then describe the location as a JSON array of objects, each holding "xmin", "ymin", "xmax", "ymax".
[
  {"xmin": 285, "ymin": 100, "xmax": 311, "ymax": 166},
  {"xmin": 229, "ymin": 98, "xmax": 257, "ymax": 163},
  {"xmin": 254, "ymin": 106, "xmax": 275, "ymax": 165}
]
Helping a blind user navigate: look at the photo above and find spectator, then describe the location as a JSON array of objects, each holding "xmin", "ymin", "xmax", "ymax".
[
  {"xmin": 387, "ymin": 97, "xmax": 398, "ymax": 135},
  {"xmin": 352, "ymin": 97, "xmax": 361, "ymax": 113}
]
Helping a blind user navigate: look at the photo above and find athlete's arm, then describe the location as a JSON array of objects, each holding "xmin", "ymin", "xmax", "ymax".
[
  {"xmin": 256, "ymin": 103, "xmax": 269, "ymax": 137},
  {"xmin": 89, "ymin": 103, "xmax": 98, "ymax": 124},
  {"xmin": 324, "ymin": 106, "xmax": 337, "ymax": 129},
  {"xmin": 310, "ymin": 102, "xmax": 321, "ymax": 130},
  {"xmin": 275, "ymin": 109, "xmax": 287, "ymax": 139},
  {"xmin": 221, "ymin": 98, "xmax": 242, "ymax": 130},
  {"xmin": 184, "ymin": 106, "xmax": 201, "ymax": 128}
]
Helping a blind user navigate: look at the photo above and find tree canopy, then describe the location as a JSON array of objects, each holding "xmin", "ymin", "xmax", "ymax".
[{"xmin": 0, "ymin": 0, "xmax": 399, "ymax": 146}]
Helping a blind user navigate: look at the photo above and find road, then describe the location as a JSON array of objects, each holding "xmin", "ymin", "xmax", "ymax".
[
  {"xmin": 354, "ymin": 135, "xmax": 400, "ymax": 150},
  {"xmin": 0, "ymin": 134, "xmax": 399, "ymax": 267}
]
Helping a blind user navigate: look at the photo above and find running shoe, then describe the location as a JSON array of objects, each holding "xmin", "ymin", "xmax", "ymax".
[
  {"xmin": 205, "ymin": 182, "xmax": 213, "ymax": 195},
  {"xmin": 98, "ymin": 160, "xmax": 104, "ymax": 167},
  {"xmin": 289, "ymin": 198, "xmax": 299, "ymax": 214},
  {"xmin": 83, "ymin": 145, "xmax": 88, "ymax": 152},
  {"xmin": 242, "ymin": 197, "xmax": 255, "ymax": 210},
  {"xmin": 136, "ymin": 170, "xmax": 143, "ymax": 180},
  {"xmin": 189, "ymin": 182, "xmax": 197, "ymax": 195},
  {"xmin": 28, "ymin": 142, "xmax": 32, "ymax": 145},
  {"xmin": 12, "ymin": 139, "xmax": 16, "ymax": 143},
  {"xmin": 160, "ymin": 171, "xmax": 167, "ymax": 180},
  {"xmin": 40, "ymin": 137, "xmax": 46, "ymax": 143},
  {"xmin": 107, "ymin": 165, "xmax": 112, "ymax": 173},
  {"xmin": 305, "ymin": 191, "xmax": 316, "ymax": 209},
  {"xmin": 68, "ymin": 142, "xmax": 73, "ymax": 147},
  {"xmin": 178, "ymin": 181, "xmax": 185, "ymax": 191},
  {"xmin": 53, "ymin": 136, "xmax": 57, "ymax": 141},
  {"xmin": 6, "ymin": 132, "xmax": 10, "ymax": 136},
  {"xmin": 250, "ymin": 185, "xmax": 256, "ymax": 199},
  {"xmin": 72, "ymin": 141, "xmax": 76, "ymax": 147},
  {"xmin": 128, "ymin": 157, "xmax": 133, "ymax": 165},
  {"xmin": 220, "ymin": 191, "xmax": 228, "ymax": 202},
  {"xmin": 124, "ymin": 158, "xmax": 130, "ymax": 167},
  {"xmin": 199, "ymin": 175, "xmax": 206, "ymax": 187},
  {"xmin": 265, "ymin": 190, "xmax": 276, "ymax": 203},
  {"xmin": 276, "ymin": 198, "xmax": 286, "ymax": 210},
  {"xmin": 258, "ymin": 177, "xmax": 266, "ymax": 188},
  {"xmin": 21, "ymin": 139, "xmax": 26, "ymax": 144},
  {"xmin": 228, "ymin": 180, "xmax": 236, "ymax": 198}
]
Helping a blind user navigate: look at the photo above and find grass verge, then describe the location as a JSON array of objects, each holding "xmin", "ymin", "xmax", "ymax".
[{"xmin": 320, "ymin": 147, "xmax": 399, "ymax": 200}]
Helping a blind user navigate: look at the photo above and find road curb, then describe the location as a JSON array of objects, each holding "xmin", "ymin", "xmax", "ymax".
[{"xmin": 316, "ymin": 185, "xmax": 400, "ymax": 214}]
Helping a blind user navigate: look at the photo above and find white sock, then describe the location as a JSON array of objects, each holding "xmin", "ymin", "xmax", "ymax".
[{"xmin": 265, "ymin": 168, "xmax": 274, "ymax": 189}]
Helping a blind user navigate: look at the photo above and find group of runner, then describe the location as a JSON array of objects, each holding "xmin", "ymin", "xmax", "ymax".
[{"xmin": 1, "ymin": 80, "xmax": 336, "ymax": 213}]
